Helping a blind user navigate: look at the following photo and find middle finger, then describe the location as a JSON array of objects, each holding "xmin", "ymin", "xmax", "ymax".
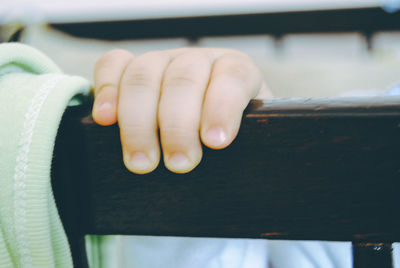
[
  {"xmin": 158, "ymin": 51, "xmax": 213, "ymax": 173},
  {"xmin": 118, "ymin": 51, "xmax": 170, "ymax": 174}
]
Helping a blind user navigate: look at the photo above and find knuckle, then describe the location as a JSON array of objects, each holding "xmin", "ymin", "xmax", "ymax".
[
  {"xmin": 163, "ymin": 53, "xmax": 210, "ymax": 88},
  {"xmin": 120, "ymin": 123, "xmax": 154, "ymax": 146},
  {"xmin": 121, "ymin": 51, "xmax": 167, "ymax": 89},
  {"xmin": 161, "ymin": 120, "xmax": 197, "ymax": 136},
  {"xmin": 122, "ymin": 123, "xmax": 152, "ymax": 136},
  {"xmin": 218, "ymin": 63, "xmax": 252, "ymax": 83},
  {"xmin": 123, "ymin": 68, "xmax": 154, "ymax": 88},
  {"xmin": 161, "ymin": 126, "xmax": 195, "ymax": 148},
  {"xmin": 214, "ymin": 55, "xmax": 259, "ymax": 86},
  {"xmin": 163, "ymin": 72, "xmax": 197, "ymax": 88},
  {"xmin": 227, "ymin": 63, "xmax": 251, "ymax": 78},
  {"xmin": 95, "ymin": 49, "xmax": 132, "ymax": 70},
  {"xmin": 162, "ymin": 125, "xmax": 192, "ymax": 137}
]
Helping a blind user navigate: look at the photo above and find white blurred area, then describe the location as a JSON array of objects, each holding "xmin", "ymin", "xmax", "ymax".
[
  {"xmin": 3, "ymin": 0, "xmax": 400, "ymax": 98},
  {"xmin": 0, "ymin": 0, "xmax": 382, "ymax": 23}
]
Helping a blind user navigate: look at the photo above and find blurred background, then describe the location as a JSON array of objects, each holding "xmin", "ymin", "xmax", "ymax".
[{"xmin": 1, "ymin": 0, "xmax": 400, "ymax": 98}]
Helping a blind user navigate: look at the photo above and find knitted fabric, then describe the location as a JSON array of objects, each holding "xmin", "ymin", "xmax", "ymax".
[{"xmin": 0, "ymin": 42, "xmax": 91, "ymax": 267}]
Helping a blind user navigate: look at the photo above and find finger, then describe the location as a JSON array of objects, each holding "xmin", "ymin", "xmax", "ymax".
[
  {"xmin": 93, "ymin": 49, "xmax": 134, "ymax": 126},
  {"xmin": 200, "ymin": 51, "xmax": 264, "ymax": 149},
  {"xmin": 118, "ymin": 51, "xmax": 171, "ymax": 174},
  {"xmin": 255, "ymin": 81, "xmax": 274, "ymax": 99},
  {"xmin": 158, "ymin": 51, "xmax": 213, "ymax": 173},
  {"xmin": 169, "ymin": 48, "xmax": 273, "ymax": 99}
]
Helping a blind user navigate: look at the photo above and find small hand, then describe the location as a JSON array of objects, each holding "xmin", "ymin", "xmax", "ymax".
[{"xmin": 92, "ymin": 48, "xmax": 272, "ymax": 174}]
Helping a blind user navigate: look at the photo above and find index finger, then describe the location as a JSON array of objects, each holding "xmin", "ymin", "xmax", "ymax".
[{"xmin": 93, "ymin": 49, "xmax": 134, "ymax": 126}]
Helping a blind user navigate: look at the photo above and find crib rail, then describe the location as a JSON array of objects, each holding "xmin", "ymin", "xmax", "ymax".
[
  {"xmin": 52, "ymin": 96, "xmax": 400, "ymax": 267},
  {"xmin": 50, "ymin": 7, "xmax": 400, "ymax": 41}
]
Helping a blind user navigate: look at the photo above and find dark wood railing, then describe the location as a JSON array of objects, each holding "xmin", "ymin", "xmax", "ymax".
[
  {"xmin": 51, "ymin": 7, "xmax": 400, "ymax": 41},
  {"xmin": 52, "ymin": 96, "xmax": 400, "ymax": 268}
]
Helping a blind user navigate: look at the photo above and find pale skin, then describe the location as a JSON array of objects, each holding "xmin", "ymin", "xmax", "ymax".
[{"xmin": 92, "ymin": 47, "xmax": 273, "ymax": 174}]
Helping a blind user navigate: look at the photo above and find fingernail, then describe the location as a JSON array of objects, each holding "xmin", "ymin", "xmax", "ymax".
[
  {"xmin": 205, "ymin": 127, "xmax": 227, "ymax": 147},
  {"xmin": 129, "ymin": 152, "xmax": 151, "ymax": 172},
  {"xmin": 167, "ymin": 152, "xmax": 191, "ymax": 171},
  {"xmin": 98, "ymin": 101, "xmax": 112, "ymax": 112}
]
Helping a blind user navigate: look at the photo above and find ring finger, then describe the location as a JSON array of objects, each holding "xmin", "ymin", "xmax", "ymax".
[{"xmin": 158, "ymin": 51, "xmax": 213, "ymax": 173}]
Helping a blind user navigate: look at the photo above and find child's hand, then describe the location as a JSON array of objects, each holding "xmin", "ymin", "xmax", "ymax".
[{"xmin": 92, "ymin": 48, "xmax": 272, "ymax": 174}]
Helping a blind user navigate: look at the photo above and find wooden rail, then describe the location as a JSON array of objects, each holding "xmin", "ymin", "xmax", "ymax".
[
  {"xmin": 51, "ymin": 7, "xmax": 400, "ymax": 41},
  {"xmin": 52, "ymin": 96, "xmax": 400, "ymax": 268}
]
